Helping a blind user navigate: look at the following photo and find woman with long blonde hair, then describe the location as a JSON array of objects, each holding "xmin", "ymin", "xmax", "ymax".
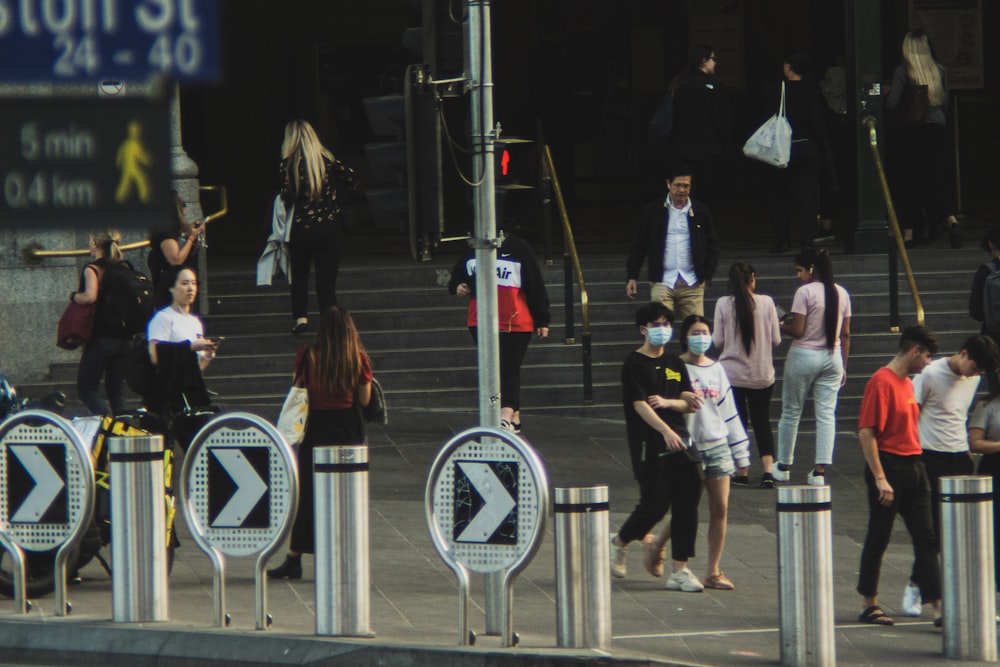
[
  {"xmin": 886, "ymin": 29, "xmax": 960, "ymax": 248},
  {"xmin": 278, "ymin": 120, "xmax": 360, "ymax": 334},
  {"xmin": 268, "ymin": 306, "xmax": 372, "ymax": 580}
]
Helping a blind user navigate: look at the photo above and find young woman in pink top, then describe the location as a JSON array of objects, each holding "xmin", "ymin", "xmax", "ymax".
[{"xmin": 713, "ymin": 262, "xmax": 783, "ymax": 488}]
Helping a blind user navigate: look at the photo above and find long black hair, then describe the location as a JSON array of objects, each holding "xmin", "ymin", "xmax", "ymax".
[
  {"xmin": 794, "ymin": 248, "xmax": 839, "ymax": 349},
  {"xmin": 728, "ymin": 261, "xmax": 756, "ymax": 355}
]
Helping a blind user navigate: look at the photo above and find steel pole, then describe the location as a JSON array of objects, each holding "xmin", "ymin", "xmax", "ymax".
[
  {"xmin": 777, "ymin": 485, "xmax": 835, "ymax": 667},
  {"xmin": 940, "ymin": 475, "xmax": 996, "ymax": 662},
  {"xmin": 467, "ymin": 0, "xmax": 505, "ymax": 635}
]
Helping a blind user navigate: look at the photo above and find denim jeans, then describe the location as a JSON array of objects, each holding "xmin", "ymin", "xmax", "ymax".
[
  {"xmin": 77, "ymin": 337, "xmax": 131, "ymax": 415},
  {"xmin": 777, "ymin": 346, "xmax": 843, "ymax": 467}
]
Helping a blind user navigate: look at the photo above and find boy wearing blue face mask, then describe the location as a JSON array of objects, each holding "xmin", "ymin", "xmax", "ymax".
[
  {"xmin": 611, "ymin": 302, "xmax": 705, "ymax": 592},
  {"xmin": 656, "ymin": 314, "xmax": 750, "ymax": 591}
]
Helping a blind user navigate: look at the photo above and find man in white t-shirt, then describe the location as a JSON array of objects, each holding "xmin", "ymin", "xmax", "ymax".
[{"xmin": 901, "ymin": 334, "xmax": 998, "ymax": 616}]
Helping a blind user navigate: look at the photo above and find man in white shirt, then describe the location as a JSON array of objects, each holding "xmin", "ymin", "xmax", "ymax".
[
  {"xmin": 901, "ymin": 334, "xmax": 998, "ymax": 616},
  {"xmin": 626, "ymin": 164, "xmax": 720, "ymax": 324}
]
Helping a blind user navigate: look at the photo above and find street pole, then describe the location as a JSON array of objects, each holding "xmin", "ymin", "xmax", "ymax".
[{"xmin": 467, "ymin": 0, "xmax": 504, "ymax": 636}]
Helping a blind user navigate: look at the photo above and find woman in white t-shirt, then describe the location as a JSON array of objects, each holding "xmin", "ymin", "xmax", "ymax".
[
  {"xmin": 773, "ymin": 248, "xmax": 851, "ymax": 486},
  {"xmin": 713, "ymin": 262, "xmax": 783, "ymax": 488},
  {"xmin": 145, "ymin": 266, "xmax": 218, "ymax": 448}
]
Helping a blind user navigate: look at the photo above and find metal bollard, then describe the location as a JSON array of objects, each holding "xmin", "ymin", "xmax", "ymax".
[
  {"xmin": 777, "ymin": 485, "xmax": 834, "ymax": 667},
  {"xmin": 940, "ymin": 475, "xmax": 997, "ymax": 662},
  {"xmin": 554, "ymin": 486, "xmax": 611, "ymax": 649},
  {"xmin": 109, "ymin": 435, "xmax": 168, "ymax": 622},
  {"xmin": 314, "ymin": 445, "xmax": 373, "ymax": 637}
]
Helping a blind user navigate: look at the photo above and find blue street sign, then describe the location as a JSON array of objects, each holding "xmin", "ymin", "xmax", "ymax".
[{"xmin": 0, "ymin": 0, "xmax": 220, "ymax": 82}]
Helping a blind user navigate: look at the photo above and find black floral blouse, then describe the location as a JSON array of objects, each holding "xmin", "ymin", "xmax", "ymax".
[{"xmin": 278, "ymin": 156, "xmax": 360, "ymax": 229}]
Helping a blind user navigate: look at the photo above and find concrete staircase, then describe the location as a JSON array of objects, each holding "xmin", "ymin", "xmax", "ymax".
[{"xmin": 24, "ymin": 242, "xmax": 988, "ymax": 436}]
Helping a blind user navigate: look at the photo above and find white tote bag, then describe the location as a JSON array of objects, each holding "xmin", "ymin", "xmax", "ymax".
[
  {"xmin": 743, "ymin": 81, "xmax": 792, "ymax": 168},
  {"xmin": 276, "ymin": 355, "xmax": 309, "ymax": 450}
]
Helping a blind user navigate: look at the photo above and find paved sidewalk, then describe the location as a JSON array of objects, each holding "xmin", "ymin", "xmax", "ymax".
[{"xmin": 0, "ymin": 408, "xmax": 991, "ymax": 666}]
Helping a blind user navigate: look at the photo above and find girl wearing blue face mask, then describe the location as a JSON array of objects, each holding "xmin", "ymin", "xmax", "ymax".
[{"xmin": 655, "ymin": 314, "xmax": 750, "ymax": 591}]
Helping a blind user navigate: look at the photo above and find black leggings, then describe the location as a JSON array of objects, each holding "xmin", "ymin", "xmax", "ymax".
[
  {"xmin": 732, "ymin": 385, "xmax": 775, "ymax": 460},
  {"xmin": 289, "ymin": 222, "xmax": 342, "ymax": 320},
  {"xmin": 468, "ymin": 328, "xmax": 532, "ymax": 411}
]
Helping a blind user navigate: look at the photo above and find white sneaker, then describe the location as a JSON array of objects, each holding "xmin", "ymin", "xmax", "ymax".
[
  {"xmin": 902, "ymin": 582, "xmax": 922, "ymax": 616},
  {"xmin": 610, "ymin": 535, "xmax": 628, "ymax": 578},
  {"xmin": 665, "ymin": 567, "xmax": 704, "ymax": 592},
  {"xmin": 772, "ymin": 466, "xmax": 791, "ymax": 482},
  {"xmin": 807, "ymin": 471, "xmax": 826, "ymax": 486}
]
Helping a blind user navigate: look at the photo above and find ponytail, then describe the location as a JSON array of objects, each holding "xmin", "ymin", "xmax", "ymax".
[{"xmin": 728, "ymin": 261, "xmax": 756, "ymax": 355}]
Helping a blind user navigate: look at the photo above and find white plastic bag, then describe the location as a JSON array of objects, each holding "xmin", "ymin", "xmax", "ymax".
[
  {"xmin": 276, "ymin": 386, "xmax": 308, "ymax": 451},
  {"xmin": 743, "ymin": 81, "xmax": 792, "ymax": 168}
]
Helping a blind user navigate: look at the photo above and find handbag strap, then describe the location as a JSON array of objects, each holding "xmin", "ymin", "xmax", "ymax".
[
  {"xmin": 293, "ymin": 348, "xmax": 311, "ymax": 388},
  {"xmin": 778, "ymin": 81, "xmax": 786, "ymax": 118}
]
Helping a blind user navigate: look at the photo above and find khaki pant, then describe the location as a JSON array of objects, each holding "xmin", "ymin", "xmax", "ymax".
[{"xmin": 650, "ymin": 279, "xmax": 704, "ymax": 324}]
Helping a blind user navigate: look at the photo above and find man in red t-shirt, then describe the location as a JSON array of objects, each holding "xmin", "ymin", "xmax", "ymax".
[{"xmin": 855, "ymin": 325, "xmax": 941, "ymax": 626}]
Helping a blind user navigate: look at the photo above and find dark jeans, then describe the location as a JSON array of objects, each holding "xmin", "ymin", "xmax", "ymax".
[
  {"xmin": 732, "ymin": 384, "xmax": 775, "ymax": 460},
  {"xmin": 857, "ymin": 453, "xmax": 940, "ymax": 602},
  {"xmin": 977, "ymin": 453, "xmax": 1000, "ymax": 591},
  {"xmin": 468, "ymin": 328, "xmax": 532, "ymax": 411},
  {"xmin": 909, "ymin": 449, "xmax": 974, "ymax": 585},
  {"xmin": 289, "ymin": 223, "xmax": 342, "ymax": 320},
  {"xmin": 77, "ymin": 337, "xmax": 131, "ymax": 415},
  {"xmin": 887, "ymin": 123, "xmax": 954, "ymax": 238},
  {"xmin": 618, "ymin": 452, "xmax": 702, "ymax": 562},
  {"xmin": 769, "ymin": 139, "xmax": 820, "ymax": 248}
]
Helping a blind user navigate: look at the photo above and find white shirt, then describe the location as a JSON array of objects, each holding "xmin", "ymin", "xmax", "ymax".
[
  {"xmin": 147, "ymin": 305, "xmax": 204, "ymax": 345},
  {"xmin": 659, "ymin": 198, "xmax": 697, "ymax": 289},
  {"xmin": 912, "ymin": 356, "xmax": 981, "ymax": 453}
]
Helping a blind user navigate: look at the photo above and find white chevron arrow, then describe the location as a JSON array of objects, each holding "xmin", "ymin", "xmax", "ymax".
[
  {"xmin": 10, "ymin": 445, "xmax": 65, "ymax": 523},
  {"xmin": 455, "ymin": 461, "xmax": 516, "ymax": 543},
  {"xmin": 210, "ymin": 449, "xmax": 268, "ymax": 527}
]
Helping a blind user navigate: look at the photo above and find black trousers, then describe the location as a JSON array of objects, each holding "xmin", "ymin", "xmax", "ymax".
[
  {"xmin": 977, "ymin": 453, "xmax": 1000, "ymax": 591},
  {"xmin": 618, "ymin": 452, "xmax": 702, "ymax": 562},
  {"xmin": 857, "ymin": 453, "xmax": 940, "ymax": 602},
  {"xmin": 468, "ymin": 328, "xmax": 532, "ymax": 411},
  {"xmin": 289, "ymin": 223, "xmax": 342, "ymax": 320},
  {"xmin": 732, "ymin": 384, "xmax": 776, "ymax": 460},
  {"xmin": 909, "ymin": 449, "xmax": 974, "ymax": 585},
  {"xmin": 769, "ymin": 139, "xmax": 820, "ymax": 248},
  {"xmin": 887, "ymin": 123, "xmax": 954, "ymax": 238}
]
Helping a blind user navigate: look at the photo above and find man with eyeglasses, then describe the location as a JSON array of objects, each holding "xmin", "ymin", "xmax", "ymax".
[{"xmin": 626, "ymin": 163, "xmax": 719, "ymax": 324}]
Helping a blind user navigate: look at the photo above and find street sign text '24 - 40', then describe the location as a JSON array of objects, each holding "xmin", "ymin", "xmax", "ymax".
[{"xmin": 0, "ymin": 0, "xmax": 220, "ymax": 82}]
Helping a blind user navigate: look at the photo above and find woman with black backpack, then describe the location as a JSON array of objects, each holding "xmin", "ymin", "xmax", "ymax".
[{"xmin": 71, "ymin": 229, "xmax": 133, "ymax": 416}]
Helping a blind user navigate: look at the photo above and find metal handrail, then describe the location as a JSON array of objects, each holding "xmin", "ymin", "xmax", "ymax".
[
  {"xmin": 22, "ymin": 185, "xmax": 228, "ymax": 262},
  {"xmin": 541, "ymin": 145, "xmax": 593, "ymax": 405},
  {"xmin": 862, "ymin": 117, "xmax": 925, "ymax": 326}
]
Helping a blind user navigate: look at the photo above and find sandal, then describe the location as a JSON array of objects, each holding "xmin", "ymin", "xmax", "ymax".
[
  {"xmin": 704, "ymin": 572, "xmax": 735, "ymax": 590},
  {"xmin": 859, "ymin": 605, "xmax": 894, "ymax": 626}
]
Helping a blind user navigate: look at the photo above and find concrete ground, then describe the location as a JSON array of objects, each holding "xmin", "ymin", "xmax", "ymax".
[{"xmin": 0, "ymin": 407, "xmax": 994, "ymax": 666}]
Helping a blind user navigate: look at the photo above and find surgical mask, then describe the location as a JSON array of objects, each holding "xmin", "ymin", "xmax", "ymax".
[
  {"xmin": 687, "ymin": 333, "xmax": 712, "ymax": 355},
  {"xmin": 647, "ymin": 325, "xmax": 673, "ymax": 347}
]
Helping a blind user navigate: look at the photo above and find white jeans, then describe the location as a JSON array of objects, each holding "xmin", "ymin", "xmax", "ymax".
[{"xmin": 777, "ymin": 346, "xmax": 843, "ymax": 468}]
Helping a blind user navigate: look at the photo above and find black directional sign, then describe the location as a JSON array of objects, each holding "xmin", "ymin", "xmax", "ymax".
[
  {"xmin": 6, "ymin": 443, "xmax": 67, "ymax": 524},
  {"xmin": 207, "ymin": 447, "xmax": 269, "ymax": 529},
  {"xmin": 453, "ymin": 460, "xmax": 518, "ymax": 545}
]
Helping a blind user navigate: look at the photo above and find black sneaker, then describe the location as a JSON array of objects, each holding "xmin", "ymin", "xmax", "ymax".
[
  {"xmin": 760, "ymin": 472, "xmax": 776, "ymax": 489},
  {"xmin": 812, "ymin": 232, "xmax": 835, "ymax": 244},
  {"xmin": 732, "ymin": 475, "xmax": 749, "ymax": 487}
]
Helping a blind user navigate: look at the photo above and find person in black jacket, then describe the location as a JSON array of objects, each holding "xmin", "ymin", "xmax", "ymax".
[
  {"xmin": 766, "ymin": 53, "xmax": 829, "ymax": 254},
  {"xmin": 626, "ymin": 164, "xmax": 720, "ymax": 325},
  {"xmin": 665, "ymin": 44, "xmax": 733, "ymax": 206}
]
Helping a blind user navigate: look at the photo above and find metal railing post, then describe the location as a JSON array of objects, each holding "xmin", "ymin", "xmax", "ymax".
[
  {"xmin": 109, "ymin": 435, "xmax": 168, "ymax": 622},
  {"xmin": 940, "ymin": 475, "xmax": 997, "ymax": 662},
  {"xmin": 314, "ymin": 445, "xmax": 373, "ymax": 637},
  {"xmin": 777, "ymin": 485, "xmax": 835, "ymax": 667},
  {"xmin": 554, "ymin": 486, "xmax": 611, "ymax": 649}
]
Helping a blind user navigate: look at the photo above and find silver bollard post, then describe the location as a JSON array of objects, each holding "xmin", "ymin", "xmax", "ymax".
[
  {"xmin": 554, "ymin": 486, "xmax": 611, "ymax": 650},
  {"xmin": 314, "ymin": 445, "xmax": 373, "ymax": 637},
  {"xmin": 109, "ymin": 435, "xmax": 168, "ymax": 622},
  {"xmin": 940, "ymin": 475, "xmax": 997, "ymax": 662},
  {"xmin": 777, "ymin": 485, "xmax": 835, "ymax": 667}
]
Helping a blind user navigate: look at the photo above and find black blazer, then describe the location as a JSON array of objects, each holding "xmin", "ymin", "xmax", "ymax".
[{"xmin": 626, "ymin": 197, "xmax": 720, "ymax": 286}]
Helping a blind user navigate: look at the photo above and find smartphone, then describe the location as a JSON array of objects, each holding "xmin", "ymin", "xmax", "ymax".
[{"xmin": 776, "ymin": 306, "xmax": 787, "ymax": 321}]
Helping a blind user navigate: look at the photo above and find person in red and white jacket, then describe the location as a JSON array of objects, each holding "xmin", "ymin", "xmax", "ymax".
[{"xmin": 448, "ymin": 232, "xmax": 551, "ymax": 433}]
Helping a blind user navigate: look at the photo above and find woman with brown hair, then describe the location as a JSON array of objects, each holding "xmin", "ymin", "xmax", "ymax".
[
  {"xmin": 148, "ymin": 191, "xmax": 205, "ymax": 309},
  {"xmin": 268, "ymin": 306, "xmax": 372, "ymax": 579}
]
